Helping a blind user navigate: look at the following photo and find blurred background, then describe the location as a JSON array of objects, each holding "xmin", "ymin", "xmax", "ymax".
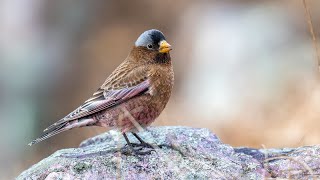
[{"xmin": 1, "ymin": 0, "xmax": 320, "ymax": 178}]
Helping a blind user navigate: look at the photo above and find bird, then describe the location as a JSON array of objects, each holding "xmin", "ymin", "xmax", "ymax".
[{"xmin": 29, "ymin": 29, "xmax": 174, "ymax": 155}]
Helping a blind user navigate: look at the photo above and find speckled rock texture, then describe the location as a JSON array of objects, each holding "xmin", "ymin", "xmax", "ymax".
[{"xmin": 18, "ymin": 126, "xmax": 320, "ymax": 180}]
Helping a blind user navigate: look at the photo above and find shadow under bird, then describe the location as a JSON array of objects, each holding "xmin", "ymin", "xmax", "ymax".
[{"xmin": 29, "ymin": 29, "xmax": 174, "ymax": 155}]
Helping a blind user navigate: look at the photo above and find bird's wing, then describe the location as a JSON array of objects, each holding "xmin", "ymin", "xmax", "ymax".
[
  {"xmin": 44, "ymin": 64, "xmax": 150, "ymax": 132},
  {"xmin": 65, "ymin": 79, "xmax": 150, "ymax": 120}
]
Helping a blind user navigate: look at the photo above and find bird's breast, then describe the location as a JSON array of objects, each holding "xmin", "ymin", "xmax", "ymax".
[{"xmin": 148, "ymin": 66, "xmax": 174, "ymax": 109}]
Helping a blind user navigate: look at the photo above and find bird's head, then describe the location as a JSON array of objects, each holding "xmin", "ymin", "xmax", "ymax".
[{"xmin": 135, "ymin": 29, "xmax": 172, "ymax": 54}]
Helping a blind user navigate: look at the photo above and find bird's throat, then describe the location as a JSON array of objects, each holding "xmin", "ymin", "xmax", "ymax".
[{"xmin": 155, "ymin": 53, "xmax": 171, "ymax": 64}]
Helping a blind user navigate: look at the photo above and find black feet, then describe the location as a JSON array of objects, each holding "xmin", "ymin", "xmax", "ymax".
[
  {"xmin": 131, "ymin": 142, "xmax": 154, "ymax": 149},
  {"xmin": 132, "ymin": 132, "xmax": 154, "ymax": 149},
  {"xmin": 121, "ymin": 145, "xmax": 154, "ymax": 156},
  {"xmin": 121, "ymin": 133, "xmax": 155, "ymax": 156}
]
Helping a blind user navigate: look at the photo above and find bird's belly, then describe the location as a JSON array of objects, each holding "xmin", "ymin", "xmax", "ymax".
[{"xmin": 94, "ymin": 95, "xmax": 162, "ymax": 132}]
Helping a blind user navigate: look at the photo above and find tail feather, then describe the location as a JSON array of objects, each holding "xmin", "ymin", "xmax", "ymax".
[
  {"xmin": 43, "ymin": 118, "xmax": 65, "ymax": 132},
  {"xmin": 28, "ymin": 123, "xmax": 68, "ymax": 146},
  {"xmin": 29, "ymin": 118, "xmax": 96, "ymax": 146}
]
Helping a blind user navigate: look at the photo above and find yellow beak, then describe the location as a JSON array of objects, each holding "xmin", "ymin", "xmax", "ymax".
[{"xmin": 159, "ymin": 40, "xmax": 172, "ymax": 53}]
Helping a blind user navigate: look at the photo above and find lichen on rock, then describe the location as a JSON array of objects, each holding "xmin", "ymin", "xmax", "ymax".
[{"xmin": 17, "ymin": 126, "xmax": 320, "ymax": 180}]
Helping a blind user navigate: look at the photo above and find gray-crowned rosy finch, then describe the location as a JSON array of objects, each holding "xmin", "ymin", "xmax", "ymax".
[{"xmin": 29, "ymin": 29, "xmax": 174, "ymax": 155}]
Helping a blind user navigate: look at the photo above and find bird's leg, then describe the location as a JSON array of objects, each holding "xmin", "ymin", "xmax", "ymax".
[
  {"xmin": 132, "ymin": 132, "xmax": 154, "ymax": 149},
  {"xmin": 121, "ymin": 133, "xmax": 152, "ymax": 155},
  {"xmin": 123, "ymin": 133, "xmax": 139, "ymax": 148}
]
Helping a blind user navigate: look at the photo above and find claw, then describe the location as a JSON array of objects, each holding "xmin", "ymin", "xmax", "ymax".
[
  {"xmin": 121, "ymin": 146, "xmax": 154, "ymax": 156},
  {"xmin": 122, "ymin": 132, "xmax": 155, "ymax": 156}
]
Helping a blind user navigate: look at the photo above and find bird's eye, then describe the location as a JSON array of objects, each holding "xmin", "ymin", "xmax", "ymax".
[{"xmin": 147, "ymin": 44, "xmax": 153, "ymax": 49}]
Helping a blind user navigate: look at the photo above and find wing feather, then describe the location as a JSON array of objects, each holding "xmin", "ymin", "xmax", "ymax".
[
  {"xmin": 44, "ymin": 64, "xmax": 150, "ymax": 132},
  {"xmin": 44, "ymin": 79, "xmax": 149, "ymax": 132},
  {"xmin": 65, "ymin": 79, "xmax": 150, "ymax": 120}
]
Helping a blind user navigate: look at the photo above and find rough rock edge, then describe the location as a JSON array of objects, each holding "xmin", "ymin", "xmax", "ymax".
[{"xmin": 18, "ymin": 126, "xmax": 320, "ymax": 180}]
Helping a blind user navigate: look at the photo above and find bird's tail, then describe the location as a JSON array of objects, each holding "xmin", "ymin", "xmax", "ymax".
[
  {"xmin": 28, "ymin": 122, "xmax": 69, "ymax": 146},
  {"xmin": 28, "ymin": 118, "xmax": 96, "ymax": 146}
]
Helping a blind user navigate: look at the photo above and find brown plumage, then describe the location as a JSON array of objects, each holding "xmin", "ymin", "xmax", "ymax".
[{"xmin": 29, "ymin": 29, "xmax": 174, "ymax": 151}]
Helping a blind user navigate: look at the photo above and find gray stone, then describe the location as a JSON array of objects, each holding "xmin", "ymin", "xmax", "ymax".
[{"xmin": 17, "ymin": 126, "xmax": 320, "ymax": 179}]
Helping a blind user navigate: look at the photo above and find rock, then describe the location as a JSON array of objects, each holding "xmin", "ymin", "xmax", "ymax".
[
  {"xmin": 17, "ymin": 126, "xmax": 320, "ymax": 180},
  {"xmin": 236, "ymin": 146, "xmax": 320, "ymax": 179}
]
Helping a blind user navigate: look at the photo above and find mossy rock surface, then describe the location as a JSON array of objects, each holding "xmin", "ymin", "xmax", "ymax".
[{"xmin": 17, "ymin": 126, "xmax": 320, "ymax": 179}]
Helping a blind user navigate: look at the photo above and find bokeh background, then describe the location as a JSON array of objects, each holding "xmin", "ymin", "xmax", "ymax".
[{"xmin": 1, "ymin": 0, "xmax": 320, "ymax": 178}]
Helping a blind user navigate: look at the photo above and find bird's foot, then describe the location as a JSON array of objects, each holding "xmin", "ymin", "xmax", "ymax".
[
  {"xmin": 121, "ymin": 143, "xmax": 155, "ymax": 156},
  {"xmin": 131, "ymin": 142, "xmax": 154, "ymax": 149}
]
